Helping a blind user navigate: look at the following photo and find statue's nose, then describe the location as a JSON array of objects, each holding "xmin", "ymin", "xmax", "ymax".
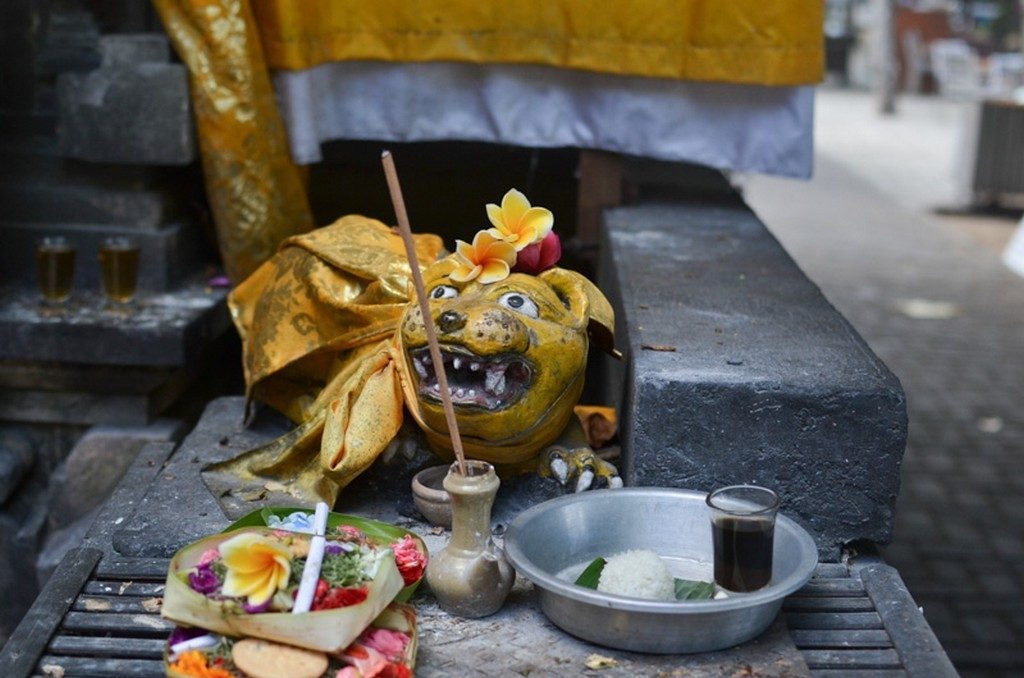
[{"xmin": 437, "ymin": 310, "xmax": 466, "ymax": 333}]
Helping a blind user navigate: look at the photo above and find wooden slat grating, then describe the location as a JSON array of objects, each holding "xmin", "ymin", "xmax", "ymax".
[{"xmin": 32, "ymin": 557, "xmax": 916, "ymax": 677}]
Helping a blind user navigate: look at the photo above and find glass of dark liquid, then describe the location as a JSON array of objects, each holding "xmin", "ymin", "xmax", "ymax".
[
  {"xmin": 707, "ymin": 485, "xmax": 779, "ymax": 592},
  {"xmin": 36, "ymin": 237, "xmax": 75, "ymax": 304},
  {"xmin": 98, "ymin": 237, "xmax": 140, "ymax": 305}
]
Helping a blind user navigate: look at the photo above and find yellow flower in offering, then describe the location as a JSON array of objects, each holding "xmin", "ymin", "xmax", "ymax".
[
  {"xmin": 486, "ymin": 188, "xmax": 553, "ymax": 251},
  {"xmin": 450, "ymin": 230, "xmax": 517, "ymax": 284},
  {"xmin": 218, "ymin": 533, "xmax": 292, "ymax": 607}
]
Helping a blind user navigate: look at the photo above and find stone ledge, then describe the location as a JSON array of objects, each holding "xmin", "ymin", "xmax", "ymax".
[
  {"xmin": 599, "ymin": 201, "xmax": 907, "ymax": 560},
  {"xmin": 0, "ymin": 283, "xmax": 229, "ymax": 368}
]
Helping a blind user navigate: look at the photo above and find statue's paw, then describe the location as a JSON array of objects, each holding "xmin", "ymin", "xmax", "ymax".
[{"xmin": 540, "ymin": 447, "xmax": 622, "ymax": 492}]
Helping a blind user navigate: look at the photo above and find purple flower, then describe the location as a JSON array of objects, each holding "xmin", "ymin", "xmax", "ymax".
[
  {"xmin": 168, "ymin": 626, "xmax": 207, "ymax": 648},
  {"xmin": 243, "ymin": 598, "xmax": 270, "ymax": 614},
  {"xmin": 325, "ymin": 541, "xmax": 353, "ymax": 556},
  {"xmin": 188, "ymin": 565, "xmax": 220, "ymax": 594}
]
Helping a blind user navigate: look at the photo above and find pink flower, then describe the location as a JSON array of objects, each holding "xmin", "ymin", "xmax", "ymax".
[
  {"xmin": 198, "ymin": 549, "xmax": 220, "ymax": 567},
  {"xmin": 391, "ymin": 535, "xmax": 426, "ymax": 586},
  {"xmin": 335, "ymin": 668, "xmax": 359, "ymax": 678},
  {"xmin": 338, "ymin": 525, "xmax": 364, "ymax": 540},
  {"xmin": 512, "ymin": 231, "xmax": 561, "ymax": 275},
  {"xmin": 359, "ymin": 628, "xmax": 409, "ymax": 661}
]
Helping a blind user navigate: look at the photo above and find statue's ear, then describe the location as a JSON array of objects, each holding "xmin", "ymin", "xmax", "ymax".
[{"xmin": 539, "ymin": 268, "xmax": 619, "ymax": 358}]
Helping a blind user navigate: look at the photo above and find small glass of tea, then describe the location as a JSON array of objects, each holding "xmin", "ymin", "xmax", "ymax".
[
  {"xmin": 98, "ymin": 237, "xmax": 140, "ymax": 305},
  {"xmin": 707, "ymin": 485, "xmax": 779, "ymax": 592},
  {"xmin": 36, "ymin": 237, "xmax": 75, "ymax": 304}
]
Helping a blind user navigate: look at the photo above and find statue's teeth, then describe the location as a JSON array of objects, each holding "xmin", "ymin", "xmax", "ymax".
[
  {"xmin": 456, "ymin": 388, "xmax": 465, "ymax": 397},
  {"xmin": 453, "ymin": 357, "xmax": 463, "ymax": 370},
  {"xmin": 468, "ymin": 389, "xmax": 476, "ymax": 396},
  {"xmin": 470, "ymin": 362, "xmax": 481, "ymax": 371},
  {"xmin": 485, "ymin": 366, "xmax": 507, "ymax": 395},
  {"xmin": 413, "ymin": 358, "xmax": 427, "ymax": 378}
]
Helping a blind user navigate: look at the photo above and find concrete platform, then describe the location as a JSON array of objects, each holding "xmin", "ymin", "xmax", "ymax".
[{"xmin": 600, "ymin": 199, "xmax": 907, "ymax": 561}]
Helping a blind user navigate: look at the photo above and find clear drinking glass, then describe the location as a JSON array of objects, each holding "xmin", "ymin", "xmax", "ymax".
[
  {"xmin": 36, "ymin": 237, "xmax": 75, "ymax": 303},
  {"xmin": 707, "ymin": 485, "xmax": 780, "ymax": 592},
  {"xmin": 98, "ymin": 236, "xmax": 140, "ymax": 304}
]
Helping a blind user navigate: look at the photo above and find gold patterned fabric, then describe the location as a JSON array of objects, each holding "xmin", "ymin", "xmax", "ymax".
[
  {"xmin": 153, "ymin": 0, "xmax": 314, "ymax": 282},
  {"xmin": 205, "ymin": 216, "xmax": 443, "ymax": 505},
  {"xmin": 252, "ymin": 0, "xmax": 823, "ymax": 85}
]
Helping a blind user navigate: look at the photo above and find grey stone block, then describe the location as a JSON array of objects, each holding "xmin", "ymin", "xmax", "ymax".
[
  {"xmin": 56, "ymin": 61, "xmax": 195, "ymax": 165},
  {"xmin": 35, "ymin": 506, "xmax": 99, "ymax": 588},
  {"xmin": 599, "ymin": 202, "xmax": 907, "ymax": 561},
  {"xmin": 0, "ymin": 472, "xmax": 50, "ymax": 641},
  {"xmin": 0, "ymin": 183, "xmax": 174, "ymax": 229},
  {"xmin": 0, "ymin": 283, "xmax": 229, "ymax": 367},
  {"xmin": 100, "ymin": 33, "xmax": 170, "ymax": 67},
  {"xmin": 0, "ymin": 428, "xmax": 34, "ymax": 505},
  {"xmin": 47, "ymin": 430, "xmax": 150, "ymax": 529},
  {"xmin": 0, "ymin": 219, "xmax": 209, "ymax": 292}
]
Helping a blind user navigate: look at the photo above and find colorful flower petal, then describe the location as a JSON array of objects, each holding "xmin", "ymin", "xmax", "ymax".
[
  {"xmin": 447, "ymin": 231, "xmax": 516, "ymax": 284},
  {"xmin": 485, "ymin": 189, "xmax": 554, "ymax": 251},
  {"xmin": 218, "ymin": 533, "xmax": 292, "ymax": 607}
]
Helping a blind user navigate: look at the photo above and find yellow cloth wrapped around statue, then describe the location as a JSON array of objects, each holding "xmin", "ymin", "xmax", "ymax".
[{"xmin": 206, "ymin": 192, "xmax": 619, "ymax": 508}]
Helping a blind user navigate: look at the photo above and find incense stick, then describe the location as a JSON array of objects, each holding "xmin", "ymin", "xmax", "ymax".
[{"xmin": 381, "ymin": 150, "xmax": 467, "ymax": 476}]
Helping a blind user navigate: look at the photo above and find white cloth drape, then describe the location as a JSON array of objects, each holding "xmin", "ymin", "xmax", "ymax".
[{"xmin": 274, "ymin": 61, "xmax": 814, "ymax": 178}]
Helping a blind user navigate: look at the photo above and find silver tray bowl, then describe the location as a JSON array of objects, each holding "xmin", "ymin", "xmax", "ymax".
[{"xmin": 504, "ymin": 487, "xmax": 818, "ymax": 654}]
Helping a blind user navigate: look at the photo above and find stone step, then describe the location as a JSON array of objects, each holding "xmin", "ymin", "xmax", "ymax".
[
  {"xmin": 0, "ymin": 135, "xmax": 177, "ymax": 188},
  {"xmin": 56, "ymin": 59, "xmax": 195, "ymax": 166},
  {"xmin": 598, "ymin": 197, "xmax": 907, "ymax": 561},
  {"xmin": 0, "ymin": 219, "xmax": 209, "ymax": 292},
  {"xmin": 0, "ymin": 183, "xmax": 176, "ymax": 230}
]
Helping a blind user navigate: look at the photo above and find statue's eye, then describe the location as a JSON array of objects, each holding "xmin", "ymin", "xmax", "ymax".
[
  {"xmin": 498, "ymin": 292, "xmax": 539, "ymax": 318},
  {"xmin": 430, "ymin": 285, "xmax": 458, "ymax": 300}
]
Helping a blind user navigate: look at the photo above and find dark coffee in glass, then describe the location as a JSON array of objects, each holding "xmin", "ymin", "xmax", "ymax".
[
  {"xmin": 707, "ymin": 485, "xmax": 779, "ymax": 592},
  {"xmin": 712, "ymin": 516, "xmax": 775, "ymax": 591}
]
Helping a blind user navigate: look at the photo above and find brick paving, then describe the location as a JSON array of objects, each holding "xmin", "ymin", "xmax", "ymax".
[{"xmin": 745, "ymin": 89, "xmax": 1024, "ymax": 677}]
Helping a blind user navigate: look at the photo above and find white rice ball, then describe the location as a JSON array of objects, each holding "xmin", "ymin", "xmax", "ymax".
[{"xmin": 596, "ymin": 549, "xmax": 675, "ymax": 600}]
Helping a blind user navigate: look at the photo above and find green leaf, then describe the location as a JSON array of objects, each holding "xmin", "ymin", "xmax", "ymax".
[
  {"xmin": 674, "ymin": 578, "xmax": 716, "ymax": 600},
  {"xmin": 574, "ymin": 557, "xmax": 606, "ymax": 589}
]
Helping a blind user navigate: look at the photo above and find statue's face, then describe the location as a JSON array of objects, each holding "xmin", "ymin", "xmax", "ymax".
[{"xmin": 399, "ymin": 269, "xmax": 588, "ymax": 453}]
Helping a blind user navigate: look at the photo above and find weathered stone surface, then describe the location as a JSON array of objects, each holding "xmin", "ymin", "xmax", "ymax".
[
  {"xmin": 99, "ymin": 33, "xmax": 170, "ymax": 68},
  {"xmin": 0, "ymin": 183, "xmax": 175, "ymax": 229},
  {"xmin": 33, "ymin": 5, "xmax": 101, "ymax": 77},
  {"xmin": 56, "ymin": 58, "xmax": 195, "ymax": 165},
  {"xmin": 35, "ymin": 506, "xmax": 99, "ymax": 587},
  {"xmin": 48, "ymin": 430, "xmax": 150, "ymax": 529},
  {"xmin": 0, "ymin": 471, "xmax": 50, "ymax": 641},
  {"xmin": 0, "ymin": 220, "xmax": 209, "ymax": 292},
  {"xmin": 112, "ymin": 398, "xmax": 566, "ymax": 557},
  {"xmin": 0, "ymin": 283, "xmax": 229, "ymax": 367},
  {"xmin": 598, "ymin": 202, "xmax": 907, "ymax": 561},
  {"xmin": 0, "ymin": 428, "xmax": 35, "ymax": 505}
]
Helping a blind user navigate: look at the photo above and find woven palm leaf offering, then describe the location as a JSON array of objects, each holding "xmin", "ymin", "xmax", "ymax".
[
  {"xmin": 161, "ymin": 503, "xmax": 426, "ymax": 657},
  {"xmin": 165, "ymin": 603, "xmax": 418, "ymax": 678}
]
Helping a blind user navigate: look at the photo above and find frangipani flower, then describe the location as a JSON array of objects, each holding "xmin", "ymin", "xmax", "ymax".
[
  {"xmin": 218, "ymin": 532, "xmax": 292, "ymax": 607},
  {"xmin": 450, "ymin": 230, "xmax": 517, "ymax": 284},
  {"xmin": 486, "ymin": 189, "xmax": 553, "ymax": 251}
]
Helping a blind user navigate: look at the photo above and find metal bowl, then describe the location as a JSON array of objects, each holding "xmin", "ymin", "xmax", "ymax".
[{"xmin": 504, "ymin": 487, "xmax": 818, "ymax": 654}]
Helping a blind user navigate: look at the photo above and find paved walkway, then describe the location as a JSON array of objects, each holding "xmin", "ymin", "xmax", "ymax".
[{"xmin": 745, "ymin": 88, "xmax": 1024, "ymax": 677}]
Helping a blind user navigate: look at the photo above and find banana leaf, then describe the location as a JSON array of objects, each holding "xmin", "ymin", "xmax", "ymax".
[
  {"xmin": 165, "ymin": 603, "xmax": 419, "ymax": 678},
  {"xmin": 225, "ymin": 507, "xmax": 427, "ymax": 602},
  {"xmin": 161, "ymin": 527, "xmax": 404, "ymax": 653}
]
